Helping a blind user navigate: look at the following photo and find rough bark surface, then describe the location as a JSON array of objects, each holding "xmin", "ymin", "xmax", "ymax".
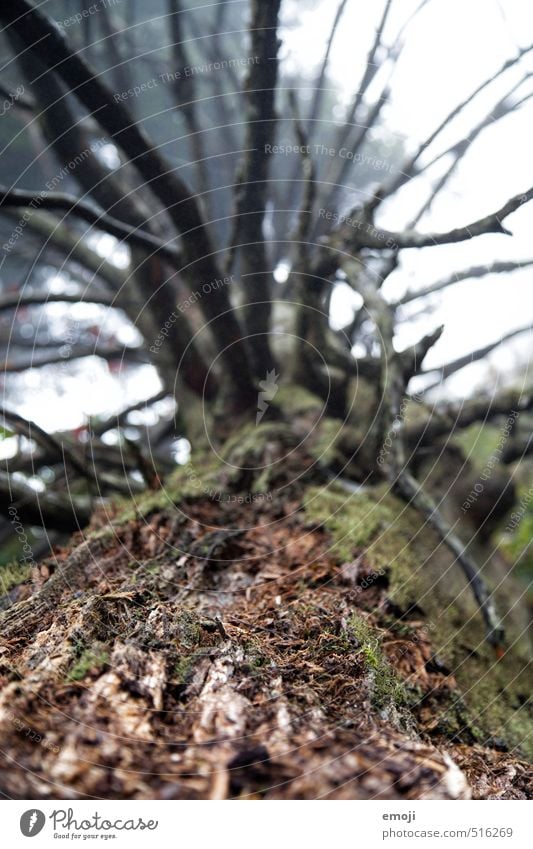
[{"xmin": 0, "ymin": 408, "xmax": 531, "ymax": 800}]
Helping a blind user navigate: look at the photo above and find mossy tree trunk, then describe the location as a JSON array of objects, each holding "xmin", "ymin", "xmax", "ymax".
[{"xmin": 0, "ymin": 392, "xmax": 531, "ymax": 800}]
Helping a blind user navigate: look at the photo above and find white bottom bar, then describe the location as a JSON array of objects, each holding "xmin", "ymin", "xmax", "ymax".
[{"xmin": 3, "ymin": 799, "xmax": 531, "ymax": 848}]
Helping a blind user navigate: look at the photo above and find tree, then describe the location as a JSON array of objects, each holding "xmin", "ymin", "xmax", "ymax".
[{"xmin": 0, "ymin": 0, "xmax": 531, "ymax": 800}]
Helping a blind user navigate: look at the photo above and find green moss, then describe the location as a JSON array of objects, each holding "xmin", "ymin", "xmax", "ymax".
[
  {"xmin": 309, "ymin": 417, "xmax": 345, "ymax": 466},
  {"xmin": 303, "ymin": 483, "xmax": 421, "ymax": 589},
  {"xmin": 304, "ymin": 482, "xmax": 533, "ymax": 759},
  {"xmin": 500, "ymin": 484, "xmax": 533, "ymax": 593},
  {"xmin": 275, "ymin": 384, "xmax": 325, "ymax": 416},
  {"xmin": 454, "ymin": 423, "xmax": 502, "ymax": 472},
  {"xmin": 345, "ymin": 615, "xmax": 410, "ymax": 711},
  {"xmin": 172, "ymin": 654, "xmax": 196, "ymax": 686},
  {"xmin": 0, "ymin": 560, "xmax": 32, "ymax": 594},
  {"xmin": 174, "ymin": 609, "xmax": 202, "ymax": 648},
  {"xmin": 68, "ymin": 646, "xmax": 109, "ymax": 681}
]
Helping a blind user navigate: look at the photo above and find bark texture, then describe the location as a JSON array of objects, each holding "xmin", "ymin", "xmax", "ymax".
[{"xmin": 0, "ymin": 399, "xmax": 531, "ymax": 800}]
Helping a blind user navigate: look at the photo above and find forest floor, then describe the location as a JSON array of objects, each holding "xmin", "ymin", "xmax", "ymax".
[{"xmin": 0, "ymin": 456, "xmax": 531, "ymax": 800}]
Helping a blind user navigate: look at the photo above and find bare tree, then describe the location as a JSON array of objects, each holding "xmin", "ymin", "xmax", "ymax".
[{"xmin": 0, "ymin": 0, "xmax": 531, "ymax": 801}]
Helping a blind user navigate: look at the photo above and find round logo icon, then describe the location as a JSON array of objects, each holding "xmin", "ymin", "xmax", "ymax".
[{"xmin": 20, "ymin": 810, "xmax": 46, "ymax": 837}]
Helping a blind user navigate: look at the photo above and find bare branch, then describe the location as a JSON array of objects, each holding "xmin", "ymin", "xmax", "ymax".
[
  {"xmin": 402, "ymin": 324, "xmax": 444, "ymax": 377},
  {"xmin": 288, "ymin": 90, "xmax": 317, "ymax": 256},
  {"xmin": 0, "ymin": 470, "xmax": 91, "ymax": 532},
  {"xmin": 230, "ymin": 0, "xmax": 282, "ymax": 376},
  {"xmin": 319, "ymin": 86, "xmax": 391, "ymax": 219},
  {"xmin": 395, "ymin": 258, "xmax": 533, "ymax": 306},
  {"xmin": 364, "ymin": 44, "xmax": 533, "ymax": 214},
  {"xmin": 0, "ymin": 187, "xmax": 182, "ymax": 264},
  {"xmin": 336, "ymin": 0, "xmax": 393, "ymax": 150},
  {"xmin": 90, "ymin": 389, "xmax": 169, "ymax": 436},
  {"xmin": 6, "ymin": 210, "xmax": 127, "ymax": 292},
  {"xmin": 306, "ymin": 0, "xmax": 350, "ymax": 138},
  {"xmin": 2, "ymin": 345, "xmax": 150, "ymax": 373},
  {"xmin": 421, "ymin": 324, "xmax": 532, "ymax": 388},
  {"xmin": 167, "ymin": 0, "xmax": 211, "ymax": 213},
  {"xmin": 1, "ymin": 407, "xmax": 93, "ymax": 482},
  {"xmin": 395, "ymin": 469, "xmax": 504, "ymax": 648},
  {"xmin": 406, "ymin": 391, "xmax": 533, "ymax": 448},
  {"xmin": 0, "ymin": 0, "xmax": 255, "ymax": 401},
  {"xmin": 337, "ymin": 184, "xmax": 533, "ymax": 251},
  {"xmin": 344, "ymin": 258, "xmax": 504, "ymax": 647},
  {"xmin": 0, "ymin": 80, "xmax": 34, "ymax": 111},
  {"xmin": 408, "ymin": 83, "xmax": 533, "ymax": 225}
]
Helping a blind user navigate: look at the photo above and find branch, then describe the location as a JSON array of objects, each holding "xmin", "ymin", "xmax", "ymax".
[
  {"xmin": 344, "ymin": 258, "xmax": 505, "ymax": 648},
  {"xmin": 402, "ymin": 324, "xmax": 444, "ymax": 378},
  {"xmin": 321, "ymin": 86, "xmax": 391, "ymax": 215},
  {"xmin": 421, "ymin": 324, "xmax": 532, "ymax": 388},
  {"xmin": 0, "ymin": 187, "xmax": 182, "ymax": 265},
  {"xmin": 0, "ymin": 0, "xmax": 254, "ymax": 402},
  {"xmin": 229, "ymin": 0, "xmax": 282, "ymax": 377},
  {"xmin": 0, "ymin": 80, "xmax": 34, "ymax": 111},
  {"xmin": 90, "ymin": 389, "xmax": 169, "ymax": 436},
  {"xmin": 406, "ymin": 391, "xmax": 533, "ymax": 448},
  {"xmin": 0, "ymin": 470, "xmax": 91, "ymax": 532},
  {"xmin": 407, "ymin": 84, "xmax": 533, "ymax": 226},
  {"xmin": 306, "ymin": 0, "xmax": 349, "ymax": 139},
  {"xmin": 336, "ymin": 0, "xmax": 393, "ymax": 149},
  {"xmin": 6, "ymin": 210, "xmax": 127, "ymax": 292},
  {"xmin": 395, "ymin": 258, "xmax": 533, "ymax": 306},
  {"xmin": 2, "ymin": 345, "xmax": 150, "ymax": 373},
  {"xmin": 288, "ymin": 90, "xmax": 317, "ymax": 256},
  {"xmin": 167, "ymin": 0, "xmax": 211, "ymax": 213},
  {"xmin": 364, "ymin": 44, "xmax": 533, "ymax": 214},
  {"xmin": 1, "ymin": 407, "xmax": 92, "ymax": 480},
  {"xmin": 11, "ymin": 41, "xmax": 156, "ymax": 231},
  {"xmin": 336, "ymin": 184, "xmax": 533, "ymax": 251},
  {"xmin": 394, "ymin": 470, "xmax": 504, "ymax": 648},
  {"xmin": 283, "ymin": 0, "xmax": 349, "ymax": 235},
  {"xmin": 1, "ymin": 408, "xmax": 148, "ymax": 495}
]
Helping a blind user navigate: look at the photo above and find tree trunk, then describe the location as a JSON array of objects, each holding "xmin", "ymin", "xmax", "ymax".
[{"xmin": 0, "ymin": 388, "xmax": 531, "ymax": 800}]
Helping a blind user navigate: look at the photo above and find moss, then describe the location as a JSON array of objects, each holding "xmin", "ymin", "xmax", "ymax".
[
  {"xmin": 68, "ymin": 646, "xmax": 109, "ymax": 681},
  {"xmin": 274, "ymin": 384, "xmax": 325, "ymax": 417},
  {"xmin": 454, "ymin": 423, "xmax": 502, "ymax": 472},
  {"xmin": 172, "ymin": 654, "xmax": 196, "ymax": 687},
  {"xmin": 309, "ymin": 417, "xmax": 345, "ymax": 467},
  {"xmin": 174, "ymin": 609, "xmax": 202, "ymax": 648},
  {"xmin": 304, "ymin": 482, "xmax": 533, "ymax": 759},
  {"xmin": 500, "ymin": 484, "xmax": 533, "ymax": 594},
  {"xmin": 303, "ymin": 483, "xmax": 421, "ymax": 590},
  {"xmin": 344, "ymin": 615, "xmax": 411, "ymax": 712},
  {"xmin": 0, "ymin": 560, "xmax": 32, "ymax": 594}
]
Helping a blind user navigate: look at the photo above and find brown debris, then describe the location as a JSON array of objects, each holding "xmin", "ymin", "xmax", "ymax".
[{"xmin": 0, "ymin": 496, "xmax": 531, "ymax": 800}]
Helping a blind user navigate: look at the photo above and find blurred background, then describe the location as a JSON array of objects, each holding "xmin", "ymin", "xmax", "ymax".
[{"xmin": 0, "ymin": 0, "xmax": 532, "ymax": 577}]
